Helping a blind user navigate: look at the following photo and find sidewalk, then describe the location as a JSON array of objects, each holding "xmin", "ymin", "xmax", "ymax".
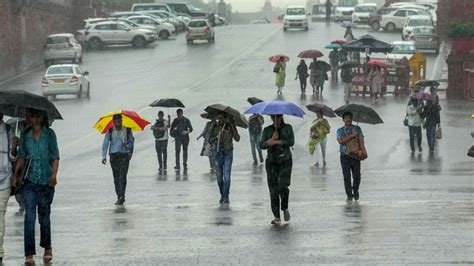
[{"xmin": 432, "ymin": 40, "xmax": 451, "ymax": 99}]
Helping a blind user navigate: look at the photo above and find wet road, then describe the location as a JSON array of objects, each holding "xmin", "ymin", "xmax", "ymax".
[{"xmin": 2, "ymin": 23, "xmax": 474, "ymax": 264}]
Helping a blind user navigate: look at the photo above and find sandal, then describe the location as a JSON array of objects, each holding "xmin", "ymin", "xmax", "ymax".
[
  {"xmin": 43, "ymin": 248, "xmax": 53, "ymax": 263},
  {"xmin": 25, "ymin": 256, "xmax": 35, "ymax": 264}
]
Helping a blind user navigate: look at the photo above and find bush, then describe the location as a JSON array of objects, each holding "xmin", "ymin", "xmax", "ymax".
[{"xmin": 448, "ymin": 22, "xmax": 474, "ymax": 38}]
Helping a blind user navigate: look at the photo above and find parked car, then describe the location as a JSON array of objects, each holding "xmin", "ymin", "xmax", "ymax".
[
  {"xmin": 166, "ymin": 3, "xmax": 207, "ymax": 18},
  {"xmin": 402, "ymin": 15, "xmax": 434, "ymax": 40},
  {"xmin": 84, "ymin": 21, "xmax": 157, "ymax": 49},
  {"xmin": 186, "ymin": 19, "xmax": 215, "ymax": 44},
  {"xmin": 378, "ymin": 8, "xmax": 430, "ymax": 32},
  {"xmin": 368, "ymin": 7, "xmax": 397, "ymax": 31},
  {"xmin": 283, "ymin": 6, "xmax": 309, "ymax": 31},
  {"xmin": 139, "ymin": 10, "xmax": 184, "ymax": 32},
  {"xmin": 131, "ymin": 3, "xmax": 173, "ymax": 13},
  {"xmin": 41, "ymin": 64, "xmax": 90, "ymax": 99},
  {"xmin": 43, "ymin": 34, "xmax": 82, "ymax": 66},
  {"xmin": 351, "ymin": 3, "xmax": 377, "ymax": 25},
  {"xmin": 409, "ymin": 27, "xmax": 440, "ymax": 54},
  {"xmin": 386, "ymin": 41, "xmax": 417, "ymax": 64},
  {"xmin": 334, "ymin": 0, "xmax": 359, "ymax": 22},
  {"xmin": 127, "ymin": 15, "xmax": 176, "ymax": 39}
]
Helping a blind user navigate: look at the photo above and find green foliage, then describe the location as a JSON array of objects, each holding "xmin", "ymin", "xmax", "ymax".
[{"xmin": 448, "ymin": 22, "xmax": 474, "ymax": 38}]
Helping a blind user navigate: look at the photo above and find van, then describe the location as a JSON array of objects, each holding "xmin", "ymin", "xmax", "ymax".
[{"xmin": 283, "ymin": 6, "xmax": 309, "ymax": 31}]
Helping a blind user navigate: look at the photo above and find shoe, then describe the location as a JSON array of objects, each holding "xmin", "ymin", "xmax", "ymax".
[
  {"xmin": 323, "ymin": 161, "xmax": 327, "ymax": 167},
  {"xmin": 223, "ymin": 197, "xmax": 230, "ymax": 204},
  {"xmin": 183, "ymin": 164, "xmax": 188, "ymax": 170},
  {"xmin": 43, "ymin": 248, "xmax": 53, "ymax": 263},
  {"xmin": 411, "ymin": 150, "xmax": 415, "ymax": 154},
  {"xmin": 283, "ymin": 209, "xmax": 291, "ymax": 222},
  {"xmin": 174, "ymin": 166, "xmax": 180, "ymax": 170},
  {"xmin": 114, "ymin": 199, "xmax": 121, "ymax": 205},
  {"xmin": 314, "ymin": 162, "xmax": 319, "ymax": 167},
  {"xmin": 346, "ymin": 196, "xmax": 353, "ymax": 202},
  {"xmin": 353, "ymin": 191, "xmax": 359, "ymax": 201},
  {"xmin": 271, "ymin": 218, "xmax": 281, "ymax": 225},
  {"xmin": 219, "ymin": 197, "xmax": 224, "ymax": 204},
  {"xmin": 25, "ymin": 256, "xmax": 35, "ymax": 265},
  {"xmin": 253, "ymin": 160, "xmax": 258, "ymax": 166}
]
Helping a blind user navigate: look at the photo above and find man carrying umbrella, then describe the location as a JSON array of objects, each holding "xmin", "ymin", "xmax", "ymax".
[
  {"xmin": 151, "ymin": 111, "xmax": 171, "ymax": 173},
  {"xmin": 329, "ymin": 48, "xmax": 340, "ymax": 82},
  {"xmin": 170, "ymin": 109, "xmax": 193, "ymax": 170}
]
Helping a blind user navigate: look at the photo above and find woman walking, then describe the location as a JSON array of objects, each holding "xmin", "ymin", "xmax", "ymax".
[
  {"xmin": 295, "ymin": 60, "xmax": 308, "ymax": 93},
  {"xmin": 260, "ymin": 115, "xmax": 294, "ymax": 225},
  {"xmin": 308, "ymin": 111, "xmax": 330, "ymax": 167},
  {"xmin": 370, "ymin": 65, "xmax": 383, "ymax": 99},
  {"xmin": 13, "ymin": 109, "xmax": 59, "ymax": 264},
  {"xmin": 197, "ymin": 116, "xmax": 217, "ymax": 172},
  {"xmin": 274, "ymin": 57, "xmax": 286, "ymax": 94}
]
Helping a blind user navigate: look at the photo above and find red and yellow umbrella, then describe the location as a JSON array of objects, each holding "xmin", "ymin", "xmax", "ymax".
[{"xmin": 93, "ymin": 110, "xmax": 150, "ymax": 134}]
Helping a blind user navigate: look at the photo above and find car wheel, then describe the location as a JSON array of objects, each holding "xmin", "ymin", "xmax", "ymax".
[
  {"xmin": 77, "ymin": 85, "xmax": 83, "ymax": 99},
  {"xmin": 159, "ymin": 30, "xmax": 170, "ymax": 40},
  {"xmin": 89, "ymin": 38, "xmax": 103, "ymax": 50},
  {"xmin": 385, "ymin": 23, "xmax": 396, "ymax": 32},
  {"xmin": 132, "ymin": 36, "xmax": 146, "ymax": 48},
  {"xmin": 86, "ymin": 83, "xmax": 91, "ymax": 98},
  {"xmin": 371, "ymin": 21, "xmax": 380, "ymax": 31}
]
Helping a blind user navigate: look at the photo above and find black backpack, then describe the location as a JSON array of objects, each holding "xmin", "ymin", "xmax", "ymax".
[{"xmin": 153, "ymin": 119, "xmax": 165, "ymax": 139}]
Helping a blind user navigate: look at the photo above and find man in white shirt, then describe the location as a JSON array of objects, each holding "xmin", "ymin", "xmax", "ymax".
[{"xmin": 151, "ymin": 111, "xmax": 170, "ymax": 173}]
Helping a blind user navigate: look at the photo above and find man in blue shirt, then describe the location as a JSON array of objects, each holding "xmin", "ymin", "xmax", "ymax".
[
  {"xmin": 336, "ymin": 111, "xmax": 366, "ymax": 201},
  {"xmin": 102, "ymin": 114, "xmax": 134, "ymax": 205}
]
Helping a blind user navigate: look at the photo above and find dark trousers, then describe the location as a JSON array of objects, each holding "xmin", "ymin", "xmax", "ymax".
[
  {"xmin": 299, "ymin": 77, "xmax": 307, "ymax": 92},
  {"xmin": 155, "ymin": 139, "xmax": 168, "ymax": 169},
  {"xmin": 408, "ymin": 126, "xmax": 422, "ymax": 151},
  {"xmin": 110, "ymin": 153, "xmax": 130, "ymax": 200},
  {"xmin": 425, "ymin": 125, "xmax": 436, "ymax": 151},
  {"xmin": 340, "ymin": 154, "xmax": 361, "ymax": 198},
  {"xmin": 266, "ymin": 159, "xmax": 292, "ymax": 219},
  {"xmin": 175, "ymin": 138, "xmax": 189, "ymax": 167},
  {"xmin": 23, "ymin": 181, "xmax": 54, "ymax": 256}
]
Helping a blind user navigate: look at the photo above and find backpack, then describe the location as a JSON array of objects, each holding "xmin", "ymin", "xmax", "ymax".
[
  {"xmin": 153, "ymin": 119, "xmax": 165, "ymax": 139},
  {"xmin": 108, "ymin": 127, "xmax": 134, "ymax": 154}
]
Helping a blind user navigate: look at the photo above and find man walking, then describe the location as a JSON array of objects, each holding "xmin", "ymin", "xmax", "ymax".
[
  {"xmin": 102, "ymin": 114, "xmax": 134, "ymax": 205},
  {"xmin": 325, "ymin": 0, "xmax": 332, "ymax": 21},
  {"xmin": 422, "ymin": 99, "xmax": 441, "ymax": 153},
  {"xmin": 248, "ymin": 113, "xmax": 264, "ymax": 165},
  {"xmin": 151, "ymin": 111, "xmax": 170, "ymax": 172},
  {"xmin": 170, "ymin": 109, "xmax": 193, "ymax": 170},
  {"xmin": 337, "ymin": 112, "xmax": 366, "ymax": 201},
  {"xmin": 407, "ymin": 98, "xmax": 423, "ymax": 153},
  {"xmin": 341, "ymin": 66, "xmax": 354, "ymax": 104}
]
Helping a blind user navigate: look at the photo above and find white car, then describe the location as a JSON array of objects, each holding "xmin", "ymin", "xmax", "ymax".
[
  {"xmin": 127, "ymin": 15, "xmax": 176, "ymax": 39},
  {"xmin": 43, "ymin": 34, "xmax": 82, "ymax": 66},
  {"xmin": 380, "ymin": 8, "xmax": 430, "ymax": 32},
  {"xmin": 84, "ymin": 21, "xmax": 157, "ymax": 49},
  {"xmin": 386, "ymin": 41, "xmax": 417, "ymax": 64},
  {"xmin": 334, "ymin": 0, "xmax": 359, "ymax": 22},
  {"xmin": 351, "ymin": 3, "xmax": 377, "ymax": 25},
  {"xmin": 41, "ymin": 64, "xmax": 90, "ymax": 99},
  {"xmin": 402, "ymin": 15, "xmax": 434, "ymax": 40},
  {"xmin": 186, "ymin": 19, "xmax": 215, "ymax": 44},
  {"xmin": 283, "ymin": 6, "xmax": 309, "ymax": 31}
]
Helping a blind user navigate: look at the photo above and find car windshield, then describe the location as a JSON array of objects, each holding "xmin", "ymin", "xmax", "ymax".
[
  {"xmin": 413, "ymin": 27, "xmax": 435, "ymax": 34},
  {"xmin": 134, "ymin": 6, "xmax": 164, "ymax": 11},
  {"xmin": 355, "ymin": 6, "xmax": 376, "ymax": 13},
  {"xmin": 408, "ymin": 19, "xmax": 433, "ymax": 27},
  {"xmin": 286, "ymin": 8, "xmax": 305, "ymax": 15},
  {"xmin": 392, "ymin": 44, "xmax": 416, "ymax": 54},
  {"xmin": 46, "ymin": 37, "xmax": 69, "ymax": 44},
  {"xmin": 189, "ymin": 21, "xmax": 207, "ymax": 27},
  {"xmin": 339, "ymin": 0, "xmax": 358, "ymax": 8},
  {"xmin": 47, "ymin": 66, "xmax": 73, "ymax": 75}
]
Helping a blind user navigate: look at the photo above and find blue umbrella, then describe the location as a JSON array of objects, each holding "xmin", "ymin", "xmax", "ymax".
[
  {"xmin": 325, "ymin": 43, "xmax": 342, "ymax": 49},
  {"xmin": 244, "ymin": 101, "xmax": 305, "ymax": 118}
]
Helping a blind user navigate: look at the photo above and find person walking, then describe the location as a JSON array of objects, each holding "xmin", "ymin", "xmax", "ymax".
[
  {"xmin": 370, "ymin": 65, "xmax": 384, "ymax": 99},
  {"xmin": 13, "ymin": 109, "xmax": 59, "ymax": 264},
  {"xmin": 336, "ymin": 111, "xmax": 366, "ymax": 201},
  {"xmin": 295, "ymin": 60, "xmax": 309, "ymax": 93},
  {"xmin": 406, "ymin": 98, "xmax": 423, "ymax": 153},
  {"xmin": 0, "ymin": 113, "xmax": 19, "ymax": 264},
  {"xmin": 197, "ymin": 117, "xmax": 217, "ymax": 172},
  {"xmin": 308, "ymin": 111, "xmax": 330, "ymax": 167},
  {"xmin": 260, "ymin": 115, "xmax": 294, "ymax": 225},
  {"xmin": 341, "ymin": 66, "xmax": 354, "ymax": 104},
  {"xmin": 248, "ymin": 113, "xmax": 264, "ymax": 165},
  {"xmin": 170, "ymin": 109, "xmax": 193, "ymax": 170},
  {"xmin": 209, "ymin": 114, "xmax": 240, "ymax": 204},
  {"xmin": 151, "ymin": 111, "xmax": 170, "ymax": 173},
  {"xmin": 329, "ymin": 49, "xmax": 340, "ymax": 82},
  {"xmin": 102, "ymin": 114, "xmax": 134, "ymax": 205},
  {"xmin": 325, "ymin": 0, "xmax": 332, "ymax": 21},
  {"xmin": 344, "ymin": 26, "xmax": 354, "ymax": 43},
  {"xmin": 274, "ymin": 57, "xmax": 286, "ymax": 94},
  {"xmin": 422, "ymin": 99, "xmax": 441, "ymax": 153}
]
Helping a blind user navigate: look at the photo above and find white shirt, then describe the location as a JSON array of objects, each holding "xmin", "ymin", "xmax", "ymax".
[{"xmin": 406, "ymin": 105, "xmax": 423, "ymax": 127}]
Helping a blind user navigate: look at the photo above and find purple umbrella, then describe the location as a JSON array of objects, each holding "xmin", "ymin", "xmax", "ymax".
[
  {"xmin": 244, "ymin": 101, "xmax": 305, "ymax": 118},
  {"xmin": 412, "ymin": 92, "xmax": 433, "ymax": 101}
]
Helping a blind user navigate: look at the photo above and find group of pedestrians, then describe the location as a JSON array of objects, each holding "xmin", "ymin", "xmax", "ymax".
[{"xmin": 294, "ymin": 58, "xmax": 330, "ymax": 95}]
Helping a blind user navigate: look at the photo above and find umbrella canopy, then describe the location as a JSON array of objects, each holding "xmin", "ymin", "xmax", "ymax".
[
  {"xmin": 415, "ymin": 80, "xmax": 440, "ymax": 87},
  {"xmin": 93, "ymin": 110, "xmax": 150, "ymax": 134},
  {"xmin": 411, "ymin": 92, "xmax": 433, "ymax": 101},
  {"xmin": 471, "ymin": 113, "xmax": 474, "ymax": 118},
  {"xmin": 0, "ymin": 90, "xmax": 62, "ymax": 120},
  {"xmin": 268, "ymin": 55, "xmax": 289, "ymax": 63},
  {"xmin": 247, "ymin": 97, "xmax": 264, "ymax": 105},
  {"xmin": 325, "ymin": 44, "xmax": 342, "ymax": 49},
  {"xmin": 298, "ymin": 50, "xmax": 324, "ymax": 59},
  {"xmin": 314, "ymin": 61, "xmax": 331, "ymax": 72},
  {"xmin": 339, "ymin": 61, "xmax": 360, "ymax": 68},
  {"xmin": 244, "ymin": 101, "xmax": 305, "ymax": 118},
  {"xmin": 204, "ymin": 104, "xmax": 248, "ymax": 128},
  {"xmin": 334, "ymin": 104, "xmax": 383, "ymax": 125},
  {"xmin": 331, "ymin": 40, "xmax": 346, "ymax": 46},
  {"xmin": 367, "ymin": 60, "xmax": 389, "ymax": 68},
  {"xmin": 149, "ymin": 98, "xmax": 185, "ymax": 108},
  {"xmin": 343, "ymin": 35, "xmax": 392, "ymax": 53},
  {"xmin": 306, "ymin": 103, "xmax": 337, "ymax": 118}
]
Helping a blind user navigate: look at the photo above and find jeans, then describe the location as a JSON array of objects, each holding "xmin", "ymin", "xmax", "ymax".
[
  {"xmin": 266, "ymin": 159, "xmax": 292, "ymax": 219},
  {"xmin": 175, "ymin": 138, "xmax": 189, "ymax": 167},
  {"xmin": 408, "ymin": 126, "xmax": 422, "ymax": 151},
  {"xmin": 0, "ymin": 188, "xmax": 10, "ymax": 257},
  {"xmin": 340, "ymin": 154, "xmax": 361, "ymax": 198},
  {"xmin": 298, "ymin": 77, "xmax": 307, "ymax": 92},
  {"xmin": 249, "ymin": 134, "xmax": 263, "ymax": 163},
  {"xmin": 426, "ymin": 125, "xmax": 436, "ymax": 151},
  {"xmin": 23, "ymin": 181, "xmax": 54, "ymax": 257},
  {"xmin": 215, "ymin": 149, "xmax": 233, "ymax": 199},
  {"xmin": 155, "ymin": 139, "xmax": 168, "ymax": 169},
  {"xmin": 110, "ymin": 153, "xmax": 130, "ymax": 200}
]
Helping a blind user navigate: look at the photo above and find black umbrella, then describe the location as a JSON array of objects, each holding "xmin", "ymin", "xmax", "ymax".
[
  {"xmin": 343, "ymin": 35, "xmax": 392, "ymax": 53},
  {"xmin": 339, "ymin": 61, "xmax": 360, "ymax": 68},
  {"xmin": 0, "ymin": 90, "xmax": 62, "ymax": 120},
  {"xmin": 204, "ymin": 104, "xmax": 248, "ymax": 128},
  {"xmin": 247, "ymin": 97, "xmax": 264, "ymax": 105},
  {"xmin": 149, "ymin": 98, "xmax": 185, "ymax": 108},
  {"xmin": 334, "ymin": 104, "xmax": 383, "ymax": 125},
  {"xmin": 415, "ymin": 80, "xmax": 440, "ymax": 88},
  {"xmin": 306, "ymin": 103, "xmax": 337, "ymax": 118},
  {"xmin": 314, "ymin": 61, "xmax": 331, "ymax": 72}
]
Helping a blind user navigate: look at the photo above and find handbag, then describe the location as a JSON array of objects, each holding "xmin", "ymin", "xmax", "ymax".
[
  {"xmin": 346, "ymin": 133, "xmax": 368, "ymax": 161},
  {"xmin": 468, "ymin": 145, "xmax": 474, "ymax": 158},
  {"xmin": 403, "ymin": 115, "xmax": 408, "ymax": 127},
  {"xmin": 273, "ymin": 65, "xmax": 280, "ymax": 73},
  {"xmin": 435, "ymin": 127, "xmax": 442, "ymax": 140},
  {"xmin": 10, "ymin": 158, "xmax": 30, "ymax": 196}
]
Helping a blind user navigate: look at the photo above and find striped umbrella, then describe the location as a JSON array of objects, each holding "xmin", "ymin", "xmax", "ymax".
[{"xmin": 93, "ymin": 110, "xmax": 150, "ymax": 134}]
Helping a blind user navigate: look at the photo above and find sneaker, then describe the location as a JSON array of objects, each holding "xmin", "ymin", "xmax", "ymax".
[
  {"xmin": 353, "ymin": 191, "xmax": 359, "ymax": 201},
  {"xmin": 283, "ymin": 209, "xmax": 291, "ymax": 222},
  {"xmin": 271, "ymin": 218, "xmax": 281, "ymax": 225}
]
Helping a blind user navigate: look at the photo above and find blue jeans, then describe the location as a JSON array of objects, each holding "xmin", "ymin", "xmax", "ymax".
[
  {"xmin": 23, "ymin": 181, "xmax": 55, "ymax": 256},
  {"xmin": 408, "ymin": 126, "xmax": 422, "ymax": 151},
  {"xmin": 425, "ymin": 125, "xmax": 436, "ymax": 151},
  {"xmin": 340, "ymin": 154, "xmax": 361, "ymax": 198},
  {"xmin": 215, "ymin": 150, "xmax": 233, "ymax": 199},
  {"xmin": 249, "ymin": 134, "xmax": 263, "ymax": 163}
]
